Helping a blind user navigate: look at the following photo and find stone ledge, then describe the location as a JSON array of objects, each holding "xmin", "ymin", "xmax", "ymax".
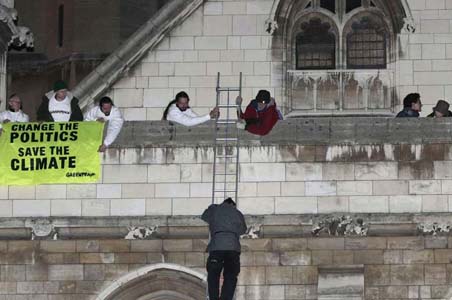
[
  {"xmin": 112, "ymin": 118, "xmax": 452, "ymax": 147},
  {"xmin": 0, "ymin": 213, "xmax": 449, "ymax": 240}
]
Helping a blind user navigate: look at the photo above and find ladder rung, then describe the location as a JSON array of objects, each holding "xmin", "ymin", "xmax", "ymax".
[
  {"xmin": 216, "ymin": 138, "xmax": 238, "ymax": 141},
  {"xmin": 217, "ymin": 155, "xmax": 236, "ymax": 158},
  {"xmin": 216, "ymin": 120, "xmax": 237, "ymax": 124},
  {"xmin": 217, "ymin": 88, "xmax": 241, "ymax": 92},
  {"xmin": 214, "ymin": 189, "xmax": 237, "ymax": 193},
  {"xmin": 214, "ymin": 173, "xmax": 237, "ymax": 176},
  {"xmin": 217, "ymin": 104, "xmax": 238, "ymax": 108}
]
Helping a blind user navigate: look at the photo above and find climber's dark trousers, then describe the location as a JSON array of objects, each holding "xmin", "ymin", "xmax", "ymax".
[{"xmin": 206, "ymin": 250, "xmax": 240, "ymax": 300}]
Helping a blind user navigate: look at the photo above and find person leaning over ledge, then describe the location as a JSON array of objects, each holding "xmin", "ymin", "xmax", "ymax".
[
  {"xmin": 37, "ymin": 80, "xmax": 83, "ymax": 122},
  {"xmin": 236, "ymin": 89, "xmax": 283, "ymax": 136},
  {"xmin": 162, "ymin": 91, "xmax": 219, "ymax": 126},
  {"xmin": 427, "ymin": 100, "xmax": 452, "ymax": 118},
  {"xmin": 396, "ymin": 93, "xmax": 422, "ymax": 118},
  {"xmin": 0, "ymin": 94, "xmax": 29, "ymax": 135},
  {"xmin": 84, "ymin": 96, "xmax": 124, "ymax": 152}
]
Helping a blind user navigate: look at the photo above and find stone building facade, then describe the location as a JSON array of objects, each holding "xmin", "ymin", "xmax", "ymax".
[{"xmin": 3, "ymin": 0, "xmax": 452, "ymax": 299}]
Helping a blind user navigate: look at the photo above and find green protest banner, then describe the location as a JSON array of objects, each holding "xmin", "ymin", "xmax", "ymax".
[{"xmin": 0, "ymin": 122, "xmax": 104, "ymax": 185}]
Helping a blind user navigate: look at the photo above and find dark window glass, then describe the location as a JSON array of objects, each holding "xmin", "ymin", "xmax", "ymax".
[
  {"xmin": 347, "ymin": 18, "xmax": 386, "ymax": 69},
  {"xmin": 370, "ymin": 1, "xmax": 376, "ymax": 7},
  {"xmin": 320, "ymin": 0, "xmax": 335, "ymax": 13},
  {"xmin": 58, "ymin": 4, "xmax": 64, "ymax": 47},
  {"xmin": 346, "ymin": 0, "xmax": 361, "ymax": 13},
  {"xmin": 305, "ymin": 1, "xmax": 312, "ymax": 8},
  {"xmin": 296, "ymin": 19, "xmax": 335, "ymax": 70}
]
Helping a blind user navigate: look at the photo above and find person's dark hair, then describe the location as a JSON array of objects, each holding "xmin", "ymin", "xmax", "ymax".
[
  {"xmin": 99, "ymin": 96, "xmax": 114, "ymax": 107},
  {"xmin": 162, "ymin": 91, "xmax": 190, "ymax": 120},
  {"xmin": 403, "ymin": 93, "xmax": 421, "ymax": 108},
  {"xmin": 223, "ymin": 197, "xmax": 236, "ymax": 207},
  {"xmin": 8, "ymin": 93, "xmax": 22, "ymax": 111}
]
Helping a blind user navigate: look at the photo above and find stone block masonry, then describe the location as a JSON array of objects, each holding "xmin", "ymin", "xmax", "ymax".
[
  {"xmin": 0, "ymin": 235, "xmax": 448, "ymax": 299},
  {"xmin": 4, "ymin": 118, "xmax": 452, "ymax": 217}
]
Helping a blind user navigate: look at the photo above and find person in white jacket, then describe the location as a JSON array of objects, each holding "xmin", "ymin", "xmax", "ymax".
[
  {"xmin": 162, "ymin": 91, "xmax": 219, "ymax": 126},
  {"xmin": 0, "ymin": 94, "xmax": 29, "ymax": 135},
  {"xmin": 84, "ymin": 96, "xmax": 124, "ymax": 152}
]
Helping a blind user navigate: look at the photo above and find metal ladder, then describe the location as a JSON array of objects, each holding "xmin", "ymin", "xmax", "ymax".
[
  {"xmin": 211, "ymin": 72, "xmax": 242, "ymax": 205},
  {"xmin": 206, "ymin": 72, "xmax": 242, "ymax": 300}
]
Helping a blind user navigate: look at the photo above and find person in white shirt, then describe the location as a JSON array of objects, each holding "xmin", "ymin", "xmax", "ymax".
[
  {"xmin": 0, "ymin": 94, "xmax": 29, "ymax": 135},
  {"xmin": 84, "ymin": 96, "xmax": 124, "ymax": 152},
  {"xmin": 162, "ymin": 91, "xmax": 219, "ymax": 126},
  {"xmin": 37, "ymin": 80, "xmax": 83, "ymax": 122}
]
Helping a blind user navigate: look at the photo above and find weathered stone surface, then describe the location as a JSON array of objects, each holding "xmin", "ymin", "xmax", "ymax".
[
  {"xmin": 365, "ymin": 265, "xmax": 390, "ymax": 286},
  {"xmin": 425, "ymin": 264, "xmax": 447, "ymax": 285},
  {"xmin": 390, "ymin": 265, "xmax": 424, "ymax": 285}
]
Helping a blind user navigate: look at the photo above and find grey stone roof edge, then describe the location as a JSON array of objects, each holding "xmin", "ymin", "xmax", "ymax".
[
  {"xmin": 111, "ymin": 118, "xmax": 452, "ymax": 147},
  {"xmin": 72, "ymin": 0, "xmax": 204, "ymax": 109}
]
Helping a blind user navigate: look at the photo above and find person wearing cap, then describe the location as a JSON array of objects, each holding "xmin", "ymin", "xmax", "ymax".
[
  {"xmin": 427, "ymin": 100, "xmax": 452, "ymax": 118},
  {"xmin": 396, "ymin": 93, "xmax": 422, "ymax": 118},
  {"xmin": 37, "ymin": 80, "xmax": 83, "ymax": 122},
  {"xmin": 0, "ymin": 94, "xmax": 29, "ymax": 136},
  {"xmin": 236, "ymin": 90, "xmax": 283, "ymax": 135},
  {"xmin": 162, "ymin": 91, "xmax": 219, "ymax": 126},
  {"xmin": 84, "ymin": 96, "xmax": 124, "ymax": 152},
  {"xmin": 201, "ymin": 198, "xmax": 247, "ymax": 300}
]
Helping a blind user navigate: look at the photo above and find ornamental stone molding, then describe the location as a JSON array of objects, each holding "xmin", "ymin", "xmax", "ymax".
[
  {"xmin": 125, "ymin": 226, "xmax": 159, "ymax": 240},
  {"xmin": 311, "ymin": 216, "xmax": 369, "ymax": 237},
  {"xmin": 25, "ymin": 218, "xmax": 58, "ymax": 240}
]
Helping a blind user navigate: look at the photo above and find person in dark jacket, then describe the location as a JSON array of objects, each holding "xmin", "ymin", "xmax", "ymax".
[
  {"xmin": 236, "ymin": 90, "xmax": 283, "ymax": 135},
  {"xmin": 201, "ymin": 198, "xmax": 247, "ymax": 300},
  {"xmin": 37, "ymin": 80, "xmax": 83, "ymax": 122},
  {"xmin": 396, "ymin": 93, "xmax": 422, "ymax": 118},
  {"xmin": 427, "ymin": 100, "xmax": 452, "ymax": 118}
]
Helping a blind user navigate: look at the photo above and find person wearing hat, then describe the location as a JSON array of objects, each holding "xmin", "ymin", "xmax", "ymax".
[
  {"xmin": 427, "ymin": 100, "xmax": 452, "ymax": 118},
  {"xmin": 37, "ymin": 80, "xmax": 83, "ymax": 122},
  {"xmin": 236, "ymin": 89, "xmax": 283, "ymax": 135}
]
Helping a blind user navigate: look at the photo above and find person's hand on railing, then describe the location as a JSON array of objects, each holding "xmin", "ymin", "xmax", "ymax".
[
  {"xmin": 210, "ymin": 106, "xmax": 220, "ymax": 119},
  {"xmin": 235, "ymin": 96, "xmax": 243, "ymax": 106}
]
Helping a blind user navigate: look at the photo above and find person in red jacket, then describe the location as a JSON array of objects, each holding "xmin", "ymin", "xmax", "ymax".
[{"xmin": 236, "ymin": 90, "xmax": 282, "ymax": 136}]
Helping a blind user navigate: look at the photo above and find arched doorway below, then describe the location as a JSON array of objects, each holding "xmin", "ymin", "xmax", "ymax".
[{"xmin": 97, "ymin": 263, "xmax": 206, "ymax": 300}]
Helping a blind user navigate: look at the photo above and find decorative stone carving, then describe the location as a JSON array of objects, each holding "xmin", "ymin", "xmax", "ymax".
[
  {"xmin": 25, "ymin": 219, "xmax": 58, "ymax": 240},
  {"xmin": 312, "ymin": 216, "xmax": 368, "ymax": 236},
  {"xmin": 417, "ymin": 222, "xmax": 451, "ymax": 236},
  {"xmin": 11, "ymin": 26, "xmax": 34, "ymax": 48},
  {"xmin": 401, "ymin": 17, "xmax": 416, "ymax": 34},
  {"xmin": 241, "ymin": 224, "xmax": 261, "ymax": 239},
  {"xmin": 125, "ymin": 226, "xmax": 158, "ymax": 240},
  {"xmin": 0, "ymin": 3, "xmax": 33, "ymax": 49},
  {"xmin": 265, "ymin": 18, "xmax": 278, "ymax": 35}
]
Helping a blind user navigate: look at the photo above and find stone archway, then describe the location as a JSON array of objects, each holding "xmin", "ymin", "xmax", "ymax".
[{"xmin": 96, "ymin": 263, "xmax": 207, "ymax": 300}]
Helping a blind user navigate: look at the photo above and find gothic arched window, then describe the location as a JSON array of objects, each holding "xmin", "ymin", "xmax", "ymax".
[
  {"xmin": 346, "ymin": 17, "xmax": 387, "ymax": 69},
  {"xmin": 296, "ymin": 19, "xmax": 336, "ymax": 70}
]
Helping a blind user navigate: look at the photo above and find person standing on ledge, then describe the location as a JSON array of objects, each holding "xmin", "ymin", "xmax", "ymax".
[
  {"xmin": 37, "ymin": 80, "xmax": 83, "ymax": 122},
  {"xmin": 236, "ymin": 89, "xmax": 282, "ymax": 135},
  {"xmin": 162, "ymin": 91, "xmax": 219, "ymax": 126},
  {"xmin": 201, "ymin": 198, "xmax": 247, "ymax": 300}
]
